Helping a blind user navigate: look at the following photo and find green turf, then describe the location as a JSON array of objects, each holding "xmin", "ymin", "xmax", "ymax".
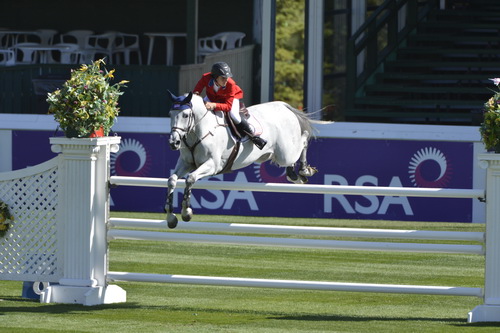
[{"xmin": 1, "ymin": 213, "xmax": 499, "ymax": 332}]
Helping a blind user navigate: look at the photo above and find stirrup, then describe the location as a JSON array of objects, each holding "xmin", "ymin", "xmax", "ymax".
[{"xmin": 252, "ymin": 136, "xmax": 267, "ymax": 150}]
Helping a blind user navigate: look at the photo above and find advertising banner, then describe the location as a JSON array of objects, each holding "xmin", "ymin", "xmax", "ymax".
[{"xmin": 12, "ymin": 130, "xmax": 474, "ymax": 222}]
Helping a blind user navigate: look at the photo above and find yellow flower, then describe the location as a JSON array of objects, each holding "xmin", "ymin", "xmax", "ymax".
[{"xmin": 106, "ymin": 69, "xmax": 115, "ymax": 79}]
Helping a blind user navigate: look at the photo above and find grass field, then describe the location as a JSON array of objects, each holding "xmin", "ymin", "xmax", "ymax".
[{"xmin": 1, "ymin": 212, "xmax": 500, "ymax": 332}]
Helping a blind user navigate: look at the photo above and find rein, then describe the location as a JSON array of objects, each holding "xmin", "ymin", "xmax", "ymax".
[
  {"xmin": 178, "ymin": 107, "xmax": 216, "ymax": 153},
  {"xmin": 173, "ymin": 104, "xmax": 237, "ymax": 171}
]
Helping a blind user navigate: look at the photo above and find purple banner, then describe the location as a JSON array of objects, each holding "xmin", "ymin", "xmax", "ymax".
[{"xmin": 12, "ymin": 131, "xmax": 474, "ymax": 222}]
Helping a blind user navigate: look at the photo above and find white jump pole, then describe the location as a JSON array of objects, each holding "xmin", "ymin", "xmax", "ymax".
[
  {"xmin": 107, "ymin": 272, "xmax": 483, "ymax": 297},
  {"xmin": 107, "ymin": 229, "xmax": 483, "ymax": 255},
  {"xmin": 468, "ymin": 154, "xmax": 500, "ymax": 322},
  {"xmin": 109, "ymin": 218, "xmax": 485, "ymax": 242},
  {"xmin": 109, "ymin": 176, "xmax": 485, "ymax": 199}
]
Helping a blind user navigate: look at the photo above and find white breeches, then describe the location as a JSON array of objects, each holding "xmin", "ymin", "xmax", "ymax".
[{"xmin": 204, "ymin": 96, "xmax": 241, "ymax": 123}]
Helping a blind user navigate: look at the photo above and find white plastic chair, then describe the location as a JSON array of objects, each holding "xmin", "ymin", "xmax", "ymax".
[
  {"xmin": 224, "ymin": 32, "xmax": 245, "ymax": 49},
  {"xmin": 198, "ymin": 32, "xmax": 245, "ymax": 62},
  {"xmin": 59, "ymin": 30, "xmax": 94, "ymax": 49},
  {"xmin": 56, "ymin": 44, "xmax": 81, "ymax": 64},
  {"xmin": 87, "ymin": 32, "xmax": 117, "ymax": 63},
  {"xmin": 113, "ymin": 33, "xmax": 142, "ymax": 65},
  {"xmin": 56, "ymin": 30, "xmax": 96, "ymax": 64},
  {"xmin": 0, "ymin": 49, "xmax": 15, "ymax": 66},
  {"xmin": 0, "ymin": 30, "xmax": 9, "ymax": 48},
  {"xmin": 10, "ymin": 42, "xmax": 40, "ymax": 64},
  {"xmin": 198, "ymin": 32, "xmax": 228, "ymax": 57}
]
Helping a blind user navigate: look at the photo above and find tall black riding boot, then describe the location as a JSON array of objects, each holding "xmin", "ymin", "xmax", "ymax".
[{"xmin": 236, "ymin": 119, "xmax": 267, "ymax": 150}]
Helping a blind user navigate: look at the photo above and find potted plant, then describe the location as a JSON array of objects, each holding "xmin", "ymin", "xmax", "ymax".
[
  {"xmin": 46, "ymin": 59, "xmax": 128, "ymax": 138},
  {"xmin": 480, "ymin": 78, "xmax": 500, "ymax": 153}
]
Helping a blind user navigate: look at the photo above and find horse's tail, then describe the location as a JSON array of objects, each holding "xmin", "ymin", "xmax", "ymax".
[{"xmin": 283, "ymin": 103, "xmax": 318, "ymax": 140}]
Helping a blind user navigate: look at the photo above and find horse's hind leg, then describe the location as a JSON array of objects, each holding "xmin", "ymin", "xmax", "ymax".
[
  {"xmin": 180, "ymin": 173, "xmax": 196, "ymax": 222},
  {"xmin": 298, "ymin": 148, "xmax": 318, "ymax": 178},
  {"xmin": 286, "ymin": 165, "xmax": 299, "ymax": 183},
  {"xmin": 297, "ymin": 132, "xmax": 317, "ymax": 181}
]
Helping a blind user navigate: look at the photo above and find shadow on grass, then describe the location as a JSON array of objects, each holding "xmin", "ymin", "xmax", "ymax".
[
  {"xmin": 3, "ymin": 296, "xmax": 499, "ymax": 328},
  {"xmin": 270, "ymin": 314, "xmax": 500, "ymax": 327},
  {"xmin": 270, "ymin": 314, "xmax": 464, "ymax": 323},
  {"xmin": 0, "ymin": 296, "xmax": 140, "ymax": 314}
]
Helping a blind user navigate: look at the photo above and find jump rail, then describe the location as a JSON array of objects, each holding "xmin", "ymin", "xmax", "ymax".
[
  {"xmin": 109, "ymin": 176, "xmax": 486, "ymax": 199},
  {"xmin": 107, "ymin": 228, "xmax": 483, "ymax": 255},
  {"xmin": 107, "ymin": 272, "xmax": 483, "ymax": 297},
  {"xmin": 109, "ymin": 218, "xmax": 485, "ymax": 242}
]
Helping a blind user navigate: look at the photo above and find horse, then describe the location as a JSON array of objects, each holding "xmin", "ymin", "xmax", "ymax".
[{"xmin": 165, "ymin": 91, "xmax": 318, "ymax": 228}]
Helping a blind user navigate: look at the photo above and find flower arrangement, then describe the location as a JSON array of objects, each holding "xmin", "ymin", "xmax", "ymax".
[
  {"xmin": 0, "ymin": 200, "xmax": 13, "ymax": 238},
  {"xmin": 46, "ymin": 59, "xmax": 129, "ymax": 138},
  {"xmin": 480, "ymin": 78, "xmax": 500, "ymax": 152}
]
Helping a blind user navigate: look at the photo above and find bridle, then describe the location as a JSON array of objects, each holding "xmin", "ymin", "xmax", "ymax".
[
  {"xmin": 170, "ymin": 102, "xmax": 224, "ymax": 157},
  {"xmin": 170, "ymin": 103, "xmax": 195, "ymax": 139}
]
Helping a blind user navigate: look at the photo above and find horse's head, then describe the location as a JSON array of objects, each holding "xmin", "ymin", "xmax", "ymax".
[{"xmin": 167, "ymin": 91, "xmax": 194, "ymax": 150}]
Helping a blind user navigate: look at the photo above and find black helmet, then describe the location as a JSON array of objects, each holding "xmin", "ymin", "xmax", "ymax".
[{"xmin": 211, "ymin": 62, "xmax": 233, "ymax": 78}]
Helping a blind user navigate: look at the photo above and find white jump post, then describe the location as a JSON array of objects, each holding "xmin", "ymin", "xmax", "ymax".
[
  {"xmin": 39, "ymin": 137, "xmax": 126, "ymax": 305},
  {"xmin": 468, "ymin": 154, "xmax": 500, "ymax": 322}
]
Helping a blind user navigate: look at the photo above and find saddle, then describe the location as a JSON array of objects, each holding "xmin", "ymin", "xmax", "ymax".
[
  {"xmin": 224, "ymin": 102, "xmax": 262, "ymax": 140},
  {"xmin": 219, "ymin": 103, "xmax": 262, "ymax": 174},
  {"xmin": 224, "ymin": 102, "xmax": 246, "ymax": 140}
]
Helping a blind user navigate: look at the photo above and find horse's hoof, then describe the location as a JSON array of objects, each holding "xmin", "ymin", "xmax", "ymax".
[
  {"xmin": 299, "ymin": 166, "xmax": 318, "ymax": 177},
  {"xmin": 287, "ymin": 175, "xmax": 306, "ymax": 184},
  {"xmin": 181, "ymin": 207, "xmax": 193, "ymax": 222},
  {"xmin": 167, "ymin": 214, "xmax": 178, "ymax": 229}
]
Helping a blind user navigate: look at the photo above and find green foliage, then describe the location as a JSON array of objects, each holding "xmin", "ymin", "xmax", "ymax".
[
  {"xmin": 46, "ymin": 59, "xmax": 128, "ymax": 138},
  {"xmin": 274, "ymin": 0, "xmax": 304, "ymax": 108},
  {"xmin": 0, "ymin": 200, "xmax": 13, "ymax": 238},
  {"xmin": 480, "ymin": 79, "xmax": 500, "ymax": 152}
]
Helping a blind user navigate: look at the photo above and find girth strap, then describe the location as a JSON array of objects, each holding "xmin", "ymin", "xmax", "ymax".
[{"xmin": 219, "ymin": 141, "xmax": 241, "ymax": 174}]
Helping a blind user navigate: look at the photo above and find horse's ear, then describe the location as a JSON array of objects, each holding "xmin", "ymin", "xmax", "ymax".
[
  {"xmin": 167, "ymin": 90, "xmax": 177, "ymax": 102},
  {"xmin": 183, "ymin": 92, "xmax": 193, "ymax": 104}
]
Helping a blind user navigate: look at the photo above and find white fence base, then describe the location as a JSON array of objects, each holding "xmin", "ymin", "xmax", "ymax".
[
  {"xmin": 40, "ymin": 285, "xmax": 126, "ymax": 306},
  {"xmin": 468, "ymin": 305, "xmax": 500, "ymax": 323}
]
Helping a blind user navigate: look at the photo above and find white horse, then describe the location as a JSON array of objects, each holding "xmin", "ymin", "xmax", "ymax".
[{"xmin": 165, "ymin": 91, "xmax": 318, "ymax": 228}]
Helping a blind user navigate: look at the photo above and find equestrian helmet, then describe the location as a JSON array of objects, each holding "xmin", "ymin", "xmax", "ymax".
[{"xmin": 211, "ymin": 62, "xmax": 233, "ymax": 78}]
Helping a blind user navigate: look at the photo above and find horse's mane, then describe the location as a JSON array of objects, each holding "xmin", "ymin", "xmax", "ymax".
[{"xmin": 189, "ymin": 93, "xmax": 206, "ymax": 109}]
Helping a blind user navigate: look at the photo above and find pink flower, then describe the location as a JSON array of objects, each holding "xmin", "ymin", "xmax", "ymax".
[{"xmin": 489, "ymin": 78, "xmax": 500, "ymax": 86}]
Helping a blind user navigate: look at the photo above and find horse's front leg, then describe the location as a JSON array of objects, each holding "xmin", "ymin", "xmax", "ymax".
[
  {"xmin": 165, "ymin": 162, "xmax": 193, "ymax": 229},
  {"xmin": 181, "ymin": 175, "xmax": 195, "ymax": 221},
  {"xmin": 165, "ymin": 174, "xmax": 179, "ymax": 228},
  {"xmin": 181, "ymin": 159, "xmax": 218, "ymax": 222}
]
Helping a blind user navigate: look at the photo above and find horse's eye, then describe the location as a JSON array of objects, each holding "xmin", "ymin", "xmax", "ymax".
[{"xmin": 183, "ymin": 113, "xmax": 189, "ymax": 118}]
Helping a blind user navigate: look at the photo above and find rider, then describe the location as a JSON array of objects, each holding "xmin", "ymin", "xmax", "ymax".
[{"xmin": 193, "ymin": 62, "xmax": 267, "ymax": 150}]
